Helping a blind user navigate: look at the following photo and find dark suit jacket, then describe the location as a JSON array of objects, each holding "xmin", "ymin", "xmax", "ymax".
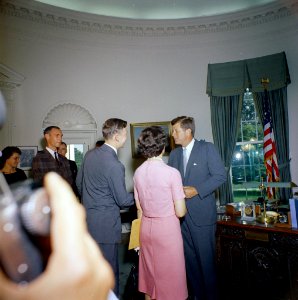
[
  {"xmin": 68, "ymin": 160, "xmax": 78, "ymax": 182},
  {"xmin": 76, "ymin": 144, "xmax": 134, "ymax": 243},
  {"xmin": 168, "ymin": 139, "xmax": 227, "ymax": 226},
  {"xmin": 68, "ymin": 159, "xmax": 79, "ymax": 197},
  {"xmin": 32, "ymin": 149, "xmax": 73, "ymax": 186}
]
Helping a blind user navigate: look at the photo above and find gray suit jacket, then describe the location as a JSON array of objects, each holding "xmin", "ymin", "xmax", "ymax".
[
  {"xmin": 76, "ymin": 144, "xmax": 134, "ymax": 243},
  {"xmin": 168, "ymin": 139, "xmax": 227, "ymax": 226}
]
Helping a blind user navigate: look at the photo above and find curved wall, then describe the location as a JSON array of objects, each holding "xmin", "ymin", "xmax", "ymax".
[{"xmin": 1, "ymin": 0, "xmax": 298, "ymax": 190}]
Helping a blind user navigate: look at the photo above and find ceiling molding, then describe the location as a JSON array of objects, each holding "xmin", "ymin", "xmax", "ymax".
[
  {"xmin": 1, "ymin": 0, "xmax": 298, "ymax": 36},
  {"xmin": 34, "ymin": 0, "xmax": 278, "ymax": 20}
]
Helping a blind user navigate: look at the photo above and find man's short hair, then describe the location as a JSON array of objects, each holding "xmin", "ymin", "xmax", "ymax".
[
  {"xmin": 60, "ymin": 141, "xmax": 67, "ymax": 147},
  {"xmin": 171, "ymin": 116, "xmax": 195, "ymax": 136},
  {"xmin": 102, "ymin": 118, "xmax": 127, "ymax": 140},
  {"xmin": 95, "ymin": 140, "xmax": 105, "ymax": 147},
  {"xmin": 43, "ymin": 126, "xmax": 61, "ymax": 135}
]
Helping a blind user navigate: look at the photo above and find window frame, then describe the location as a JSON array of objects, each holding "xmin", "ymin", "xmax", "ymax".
[{"xmin": 231, "ymin": 90, "xmax": 265, "ymax": 202}]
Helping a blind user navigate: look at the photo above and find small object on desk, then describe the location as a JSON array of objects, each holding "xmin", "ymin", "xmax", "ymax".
[
  {"xmin": 256, "ymin": 211, "xmax": 277, "ymax": 224},
  {"xmin": 222, "ymin": 215, "xmax": 231, "ymax": 221},
  {"xmin": 278, "ymin": 213, "xmax": 288, "ymax": 223},
  {"xmin": 225, "ymin": 203, "xmax": 241, "ymax": 216},
  {"xmin": 274, "ymin": 212, "xmax": 292, "ymax": 228},
  {"xmin": 265, "ymin": 211, "xmax": 279, "ymax": 224},
  {"xmin": 255, "ymin": 204, "xmax": 261, "ymax": 216},
  {"xmin": 241, "ymin": 203, "xmax": 256, "ymax": 221}
]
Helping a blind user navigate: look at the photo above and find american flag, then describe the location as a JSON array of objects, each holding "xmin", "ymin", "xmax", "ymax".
[{"xmin": 262, "ymin": 89, "xmax": 279, "ymax": 199}]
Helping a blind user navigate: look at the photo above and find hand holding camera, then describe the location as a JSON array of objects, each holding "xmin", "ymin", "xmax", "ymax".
[
  {"xmin": 0, "ymin": 176, "xmax": 51, "ymax": 283},
  {"xmin": 0, "ymin": 172, "xmax": 114, "ymax": 300}
]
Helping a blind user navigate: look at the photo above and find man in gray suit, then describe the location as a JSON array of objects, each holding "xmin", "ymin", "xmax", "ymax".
[
  {"xmin": 168, "ymin": 116, "xmax": 227, "ymax": 300},
  {"xmin": 76, "ymin": 118, "xmax": 134, "ymax": 297}
]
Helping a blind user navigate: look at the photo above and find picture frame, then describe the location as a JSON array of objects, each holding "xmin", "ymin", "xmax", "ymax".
[
  {"xmin": 17, "ymin": 146, "xmax": 38, "ymax": 170},
  {"xmin": 130, "ymin": 121, "xmax": 174, "ymax": 158},
  {"xmin": 241, "ymin": 203, "xmax": 256, "ymax": 221}
]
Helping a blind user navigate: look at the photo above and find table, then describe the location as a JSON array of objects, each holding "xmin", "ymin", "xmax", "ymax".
[{"xmin": 216, "ymin": 217, "xmax": 298, "ymax": 300}]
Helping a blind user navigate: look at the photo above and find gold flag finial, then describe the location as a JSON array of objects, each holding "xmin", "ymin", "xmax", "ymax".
[{"xmin": 261, "ymin": 78, "xmax": 269, "ymax": 89}]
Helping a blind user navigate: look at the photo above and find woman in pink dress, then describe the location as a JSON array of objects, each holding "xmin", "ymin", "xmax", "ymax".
[{"xmin": 133, "ymin": 126, "xmax": 188, "ymax": 300}]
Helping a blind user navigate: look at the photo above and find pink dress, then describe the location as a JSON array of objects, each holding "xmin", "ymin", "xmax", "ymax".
[{"xmin": 133, "ymin": 159, "xmax": 188, "ymax": 300}]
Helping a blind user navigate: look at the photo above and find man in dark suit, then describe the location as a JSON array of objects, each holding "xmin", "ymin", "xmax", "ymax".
[
  {"xmin": 168, "ymin": 116, "xmax": 227, "ymax": 300},
  {"xmin": 58, "ymin": 141, "xmax": 79, "ymax": 198},
  {"xmin": 76, "ymin": 118, "xmax": 134, "ymax": 297},
  {"xmin": 32, "ymin": 126, "xmax": 73, "ymax": 186}
]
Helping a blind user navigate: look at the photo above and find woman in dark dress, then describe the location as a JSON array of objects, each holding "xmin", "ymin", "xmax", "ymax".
[{"xmin": 0, "ymin": 146, "xmax": 27, "ymax": 185}]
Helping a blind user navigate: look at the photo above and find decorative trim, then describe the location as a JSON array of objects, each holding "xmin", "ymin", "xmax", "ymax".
[
  {"xmin": 0, "ymin": 81, "xmax": 21, "ymax": 89},
  {"xmin": 42, "ymin": 103, "xmax": 97, "ymax": 130},
  {"xmin": 0, "ymin": 63, "xmax": 25, "ymax": 88},
  {"xmin": 1, "ymin": 0, "xmax": 298, "ymax": 36}
]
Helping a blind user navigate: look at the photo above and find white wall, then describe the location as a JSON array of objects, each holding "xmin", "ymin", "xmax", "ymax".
[{"xmin": 1, "ymin": 0, "xmax": 298, "ymax": 191}]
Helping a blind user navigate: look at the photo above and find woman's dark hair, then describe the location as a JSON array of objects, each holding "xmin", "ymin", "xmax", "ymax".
[
  {"xmin": 0, "ymin": 146, "xmax": 22, "ymax": 169},
  {"xmin": 137, "ymin": 126, "xmax": 167, "ymax": 158}
]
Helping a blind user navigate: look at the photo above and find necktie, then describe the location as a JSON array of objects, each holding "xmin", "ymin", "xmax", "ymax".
[
  {"xmin": 54, "ymin": 152, "xmax": 60, "ymax": 165},
  {"xmin": 183, "ymin": 148, "xmax": 188, "ymax": 175}
]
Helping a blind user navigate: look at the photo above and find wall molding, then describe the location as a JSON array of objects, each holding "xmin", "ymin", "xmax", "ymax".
[
  {"xmin": 0, "ymin": 63, "xmax": 25, "ymax": 89},
  {"xmin": 1, "ymin": 0, "xmax": 298, "ymax": 37},
  {"xmin": 42, "ymin": 103, "xmax": 97, "ymax": 130}
]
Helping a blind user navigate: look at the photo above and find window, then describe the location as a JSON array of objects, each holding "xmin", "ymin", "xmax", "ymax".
[
  {"xmin": 65, "ymin": 144, "xmax": 84, "ymax": 169},
  {"xmin": 231, "ymin": 89, "xmax": 266, "ymax": 202}
]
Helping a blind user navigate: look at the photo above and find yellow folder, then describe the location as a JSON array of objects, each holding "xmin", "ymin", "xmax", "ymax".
[{"xmin": 128, "ymin": 218, "xmax": 141, "ymax": 250}]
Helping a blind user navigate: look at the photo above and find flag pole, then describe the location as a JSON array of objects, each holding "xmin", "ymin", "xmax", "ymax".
[{"xmin": 261, "ymin": 78, "xmax": 271, "ymax": 200}]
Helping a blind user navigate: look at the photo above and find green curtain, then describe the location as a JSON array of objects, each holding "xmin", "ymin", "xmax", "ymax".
[
  {"xmin": 207, "ymin": 52, "xmax": 291, "ymax": 96},
  {"xmin": 207, "ymin": 51, "xmax": 291, "ymax": 203},
  {"xmin": 254, "ymin": 88, "xmax": 292, "ymax": 202},
  {"xmin": 210, "ymin": 95, "xmax": 243, "ymax": 205}
]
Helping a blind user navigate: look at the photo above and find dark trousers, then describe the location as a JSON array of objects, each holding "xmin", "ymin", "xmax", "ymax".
[
  {"xmin": 99, "ymin": 243, "xmax": 119, "ymax": 297},
  {"xmin": 182, "ymin": 217, "xmax": 217, "ymax": 300}
]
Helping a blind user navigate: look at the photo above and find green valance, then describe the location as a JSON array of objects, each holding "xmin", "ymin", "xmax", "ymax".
[{"xmin": 206, "ymin": 52, "xmax": 291, "ymax": 96}]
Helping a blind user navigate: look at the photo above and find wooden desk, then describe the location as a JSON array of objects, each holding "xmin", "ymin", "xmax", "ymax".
[{"xmin": 216, "ymin": 217, "xmax": 298, "ymax": 300}]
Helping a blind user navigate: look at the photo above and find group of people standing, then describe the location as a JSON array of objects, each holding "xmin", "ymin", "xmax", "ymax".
[
  {"xmin": 0, "ymin": 115, "xmax": 226, "ymax": 300},
  {"xmin": 77, "ymin": 116, "xmax": 226, "ymax": 300},
  {"xmin": 0, "ymin": 126, "xmax": 77, "ymax": 189}
]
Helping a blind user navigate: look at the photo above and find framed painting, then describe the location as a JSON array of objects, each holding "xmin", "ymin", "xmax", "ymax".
[
  {"xmin": 130, "ymin": 121, "xmax": 174, "ymax": 158},
  {"xmin": 17, "ymin": 146, "xmax": 38, "ymax": 170}
]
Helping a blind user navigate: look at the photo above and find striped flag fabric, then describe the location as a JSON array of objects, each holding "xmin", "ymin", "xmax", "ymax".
[{"xmin": 262, "ymin": 90, "xmax": 279, "ymax": 199}]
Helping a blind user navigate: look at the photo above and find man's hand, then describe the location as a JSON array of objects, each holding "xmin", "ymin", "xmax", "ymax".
[{"xmin": 183, "ymin": 186, "xmax": 198, "ymax": 199}]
